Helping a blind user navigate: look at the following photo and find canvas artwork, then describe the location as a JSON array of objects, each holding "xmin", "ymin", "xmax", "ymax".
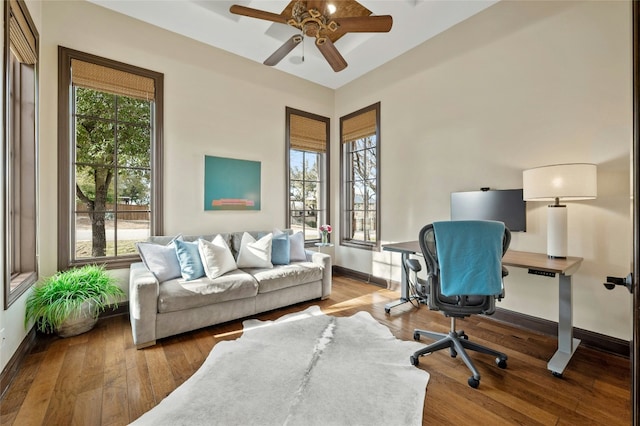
[{"xmin": 204, "ymin": 155, "xmax": 261, "ymax": 211}]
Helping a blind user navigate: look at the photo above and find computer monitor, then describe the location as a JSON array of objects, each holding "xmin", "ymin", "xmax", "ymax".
[{"xmin": 450, "ymin": 189, "xmax": 526, "ymax": 232}]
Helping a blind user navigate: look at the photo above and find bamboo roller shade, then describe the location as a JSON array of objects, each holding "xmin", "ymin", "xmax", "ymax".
[
  {"xmin": 342, "ymin": 109, "xmax": 376, "ymax": 143},
  {"xmin": 71, "ymin": 59, "xmax": 155, "ymax": 101},
  {"xmin": 290, "ymin": 114, "xmax": 327, "ymax": 153},
  {"xmin": 9, "ymin": 0, "xmax": 36, "ymax": 65}
]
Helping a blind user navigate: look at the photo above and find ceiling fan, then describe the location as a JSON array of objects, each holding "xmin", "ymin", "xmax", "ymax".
[{"xmin": 229, "ymin": 0, "xmax": 393, "ymax": 72}]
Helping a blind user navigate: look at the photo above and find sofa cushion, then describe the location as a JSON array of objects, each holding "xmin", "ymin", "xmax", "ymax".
[
  {"xmin": 158, "ymin": 269, "xmax": 258, "ymax": 313},
  {"xmin": 232, "ymin": 231, "xmax": 259, "ymax": 257},
  {"xmin": 271, "ymin": 233, "xmax": 290, "ymax": 265},
  {"xmin": 137, "ymin": 240, "xmax": 182, "ymax": 282},
  {"xmin": 236, "ymin": 232, "xmax": 273, "ymax": 269},
  {"xmin": 273, "ymin": 228, "xmax": 306, "ymax": 261},
  {"xmin": 148, "ymin": 233, "xmax": 231, "ymax": 246},
  {"xmin": 198, "ymin": 235, "xmax": 238, "ymax": 279},
  {"xmin": 259, "ymin": 231, "xmax": 290, "ymax": 265},
  {"xmin": 174, "ymin": 239, "xmax": 205, "ymax": 280},
  {"xmin": 248, "ymin": 262, "xmax": 323, "ymax": 294},
  {"xmin": 289, "ymin": 232, "xmax": 307, "ymax": 261},
  {"xmin": 145, "ymin": 234, "xmax": 182, "ymax": 246}
]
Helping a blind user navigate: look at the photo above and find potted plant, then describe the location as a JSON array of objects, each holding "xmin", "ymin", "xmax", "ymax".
[{"xmin": 25, "ymin": 264, "xmax": 125, "ymax": 337}]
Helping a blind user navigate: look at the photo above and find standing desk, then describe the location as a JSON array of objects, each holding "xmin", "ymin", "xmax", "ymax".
[{"xmin": 382, "ymin": 241, "xmax": 583, "ymax": 376}]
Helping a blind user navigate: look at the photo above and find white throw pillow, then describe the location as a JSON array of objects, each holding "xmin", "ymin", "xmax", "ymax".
[
  {"xmin": 289, "ymin": 231, "xmax": 307, "ymax": 262},
  {"xmin": 198, "ymin": 235, "xmax": 238, "ymax": 279},
  {"xmin": 137, "ymin": 240, "xmax": 181, "ymax": 282},
  {"xmin": 236, "ymin": 232, "xmax": 273, "ymax": 268}
]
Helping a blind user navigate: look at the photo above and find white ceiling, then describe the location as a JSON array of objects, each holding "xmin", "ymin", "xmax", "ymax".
[{"xmin": 88, "ymin": 0, "xmax": 498, "ymax": 89}]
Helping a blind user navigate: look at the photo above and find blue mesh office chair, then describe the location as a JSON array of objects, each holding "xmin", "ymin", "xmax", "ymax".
[{"xmin": 406, "ymin": 221, "xmax": 510, "ymax": 388}]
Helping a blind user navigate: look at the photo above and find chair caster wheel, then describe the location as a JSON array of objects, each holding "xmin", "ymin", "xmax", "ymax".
[
  {"xmin": 460, "ymin": 332, "xmax": 468, "ymax": 340},
  {"xmin": 450, "ymin": 348, "xmax": 457, "ymax": 358},
  {"xmin": 410, "ymin": 355, "xmax": 419, "ymax": 366},
  {"xmin": 552, "ymin": 371, "xmax": 563, "ymax": 378},
  {"xmin": 468, "ymin": 377, "xmax": 480, "ymax": 388},
  {"xmin": 496, "ymin": 358, "xmax": 507, "ymax": 369},
  {"xmin": 413, "ymin": 332, "xmax": 420, "ymax": 341},
  {"xmin": 385, "ymin": 308, "xmax": 390, "ymax": 314}
]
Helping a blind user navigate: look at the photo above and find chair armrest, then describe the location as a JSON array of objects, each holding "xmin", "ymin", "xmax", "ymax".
[
  {"xmin": 405, "ymin": 258, "xmax": 422, "ymax": 273},
  {"xmin": 306, "ymin": 250, "xmax": 332, "ymax": 299},
  {"xmin": 495, "ymin": 266, "xmax": 509, "ymax": 301},
  {"xmin": 129, "ymin": 262, "xmax": 159, "ymax": 348}
]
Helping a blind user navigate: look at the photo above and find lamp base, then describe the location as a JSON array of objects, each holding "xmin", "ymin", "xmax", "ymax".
[{"xmin": 547, "ymin": 205, "xmax": 567, "ymax": 258}]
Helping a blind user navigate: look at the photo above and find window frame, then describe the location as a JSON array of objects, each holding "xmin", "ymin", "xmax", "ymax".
[
  {"xmin": 340, "ymin": 102, "xmax": 381, "ymax": 251},
  {"xmin": 57, "ymin": 47, "xmax": 164, "ymax": 270},
  {"xmin": 285, "ymin": 107, "xmax": 330, "ymax": 244},
  {"xmin": 3, "ymin": 0, "xmax": 39, "ymax": 309}
]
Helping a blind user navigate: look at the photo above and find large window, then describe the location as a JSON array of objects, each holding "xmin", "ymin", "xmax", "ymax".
[
  {"xmin": 340, "ymin": 102, "xmax": 380, "ymax": 250},
  {"xmin": 3, "ymin": 0, "xmax": 38, "ymax": 308},
  {"xmin": 58, "ymin": 48, "xmax": 164, "ymax": 270},
  {"xmin": 286, "ymin": 108, "xmax": 329, "ymax": 242}
]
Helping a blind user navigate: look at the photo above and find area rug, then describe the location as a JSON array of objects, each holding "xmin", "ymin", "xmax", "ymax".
[{"xmin": 131, "ymin": 306, "xmax": 430, "ymax": 426}]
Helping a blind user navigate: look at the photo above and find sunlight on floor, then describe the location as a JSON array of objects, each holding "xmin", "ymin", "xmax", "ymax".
[{"xmin": 213, "ymin": 286, "xmax": 399, "ymax": 339}]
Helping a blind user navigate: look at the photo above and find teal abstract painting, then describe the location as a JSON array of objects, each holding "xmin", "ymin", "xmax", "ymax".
[{"xmin": 204, "ymin": 155, "xmax": 261, "ymax": 211}]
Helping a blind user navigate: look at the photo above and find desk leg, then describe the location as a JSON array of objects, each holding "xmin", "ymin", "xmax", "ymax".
[
  {"xmin": 547, "ymin": 273, "xmax": 581, "ymax": 376},
  {"xmin": 384, "ymin": 252, "xmax": 418, "ymax": 314}
]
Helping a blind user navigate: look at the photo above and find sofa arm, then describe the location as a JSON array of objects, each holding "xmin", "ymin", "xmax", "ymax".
[
  {"xmin": 129, "ymin": 262, "xmax": 159, "ymax": 348},
  {"xmin": 306, "ymin": 250, "xmax": 332, "ymax": 299}
]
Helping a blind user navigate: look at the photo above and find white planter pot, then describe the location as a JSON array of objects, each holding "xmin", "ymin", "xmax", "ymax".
[{"xmin": 56, "ymin": 300, "xmax": 99, "ymax": 338}]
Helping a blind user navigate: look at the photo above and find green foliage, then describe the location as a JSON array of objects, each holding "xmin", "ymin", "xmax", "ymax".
[
  {"xmin": 25, "ymin": 265, "xmax": 125, "ymax": 333},
  {"xmin": 73, "ymin": 86, "xmax": 153, "ymax": 256},
  {"xmin": 289, "ymin": 149, "xmax": 320, "ymax": 210}
]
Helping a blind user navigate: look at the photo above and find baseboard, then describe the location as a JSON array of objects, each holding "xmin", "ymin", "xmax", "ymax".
[
  {"xmin": 333, "ymin": 265, "xmax": 388, "ymax": 288},
  {"xmin": 492, "ymin": 307, "xmax": 630, "ymax": 358},
  {"xmin": 0, "ymin": 326, "xmax": 37, "ymax": 399},
  {"xmin": 99, "ymin": 301, "xmax": 129, "ymax": 319}
]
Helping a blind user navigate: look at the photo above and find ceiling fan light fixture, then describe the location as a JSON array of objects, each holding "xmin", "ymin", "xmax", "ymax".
[{"xmin": 229, "ymin": 0, "xmax": 393, "ymax": 72}]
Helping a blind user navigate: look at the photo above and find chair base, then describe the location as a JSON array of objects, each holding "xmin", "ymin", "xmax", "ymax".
[{"xmin": 410, "ymin": 325, "xmax": 508, "ymax": 388}]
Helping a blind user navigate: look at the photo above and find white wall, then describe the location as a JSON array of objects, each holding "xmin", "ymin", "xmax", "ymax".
[{"xmin": 334, "ymin": 0, "xmax": 632, "ymax": 340}]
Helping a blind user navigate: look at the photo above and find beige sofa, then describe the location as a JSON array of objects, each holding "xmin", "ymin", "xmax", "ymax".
[{"xmin": 129, "ymin": 230, "xmax": 332, "ymax": 348}]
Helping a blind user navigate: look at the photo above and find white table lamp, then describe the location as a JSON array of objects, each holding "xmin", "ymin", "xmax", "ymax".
[{"xmin": 523, "ymin": 163, "xmax": 597, "ymax": 258}]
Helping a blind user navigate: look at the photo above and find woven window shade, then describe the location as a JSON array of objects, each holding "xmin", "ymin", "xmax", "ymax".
[
  {"xmin": 9, "ymin": 0, "xmax": 37, "ymax": 65},
  {"xmin": 342, "ymin": 109, "xmax": 377, "ymax": 143},
  {"xmin": 290, "ymin": 114, "xmax": 326, "ymax": 153},
  {"xmin": 71, "ymin": 59, "xmax": 155, "ymax": 101}
]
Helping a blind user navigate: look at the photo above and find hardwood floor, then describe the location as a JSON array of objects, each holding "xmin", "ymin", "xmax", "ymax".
[{"xmin": 0, "ymin": 275, "xmax": 631, "ymax": 425}]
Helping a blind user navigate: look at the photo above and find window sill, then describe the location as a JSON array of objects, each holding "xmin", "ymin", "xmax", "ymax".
[
  {"xmin": 340, "ymin": 240, "xmax": 379, "ymax": 251},
  {"xmin": 66, "ymin": 255, "xmax": 141, "ymax": 271}
]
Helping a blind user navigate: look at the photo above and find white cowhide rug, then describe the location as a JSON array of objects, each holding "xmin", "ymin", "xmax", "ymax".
[{"xmin": 131, "ymin": 306, "xmax": 430, "ymax": 426}]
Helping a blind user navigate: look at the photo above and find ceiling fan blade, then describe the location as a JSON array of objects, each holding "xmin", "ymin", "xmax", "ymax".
[
  {"xmin": 229, "ymin": 5, "xmax": 288, "ymax": 24},
  {"xmin": 264, "ymin": 35, "xmax": 303, "ymax": 66},
  {"xmin": 332, "ymin": 15, "xmax": 393, "ymax": 33},
  {"xmin": 316, "ymin": 38, "xmax": 347, "ymax": 72},
  {"xmin": 306, "ymin": 0, "xmax": 327, "ymax": 14}
]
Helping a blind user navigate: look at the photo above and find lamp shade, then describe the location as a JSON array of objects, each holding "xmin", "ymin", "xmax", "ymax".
[{"xmin": 523, "ymin": 163, "xmax": 597, "ymax": 202}]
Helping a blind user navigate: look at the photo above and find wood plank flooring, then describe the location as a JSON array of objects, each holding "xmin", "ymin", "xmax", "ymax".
[{"xmin": 0, "ymin": 275, "xmax": 631, "ymax": 425}]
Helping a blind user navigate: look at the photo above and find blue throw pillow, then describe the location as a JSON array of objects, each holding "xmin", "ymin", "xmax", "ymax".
[
  {"xmin": 174, "ymin": 239, "xmax": 205, "ymax": 280},
  {"xmin": 271, "ymin": 232, "xmax": 290, "ymax": 265},
  {"xmin": 259, "ymin": 231, "xmax": 290, "ymax": 265}
]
